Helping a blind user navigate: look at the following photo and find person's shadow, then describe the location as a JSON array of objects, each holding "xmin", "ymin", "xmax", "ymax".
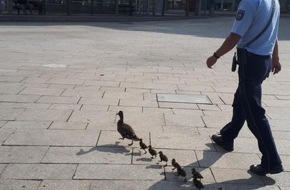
[{"xmin": 146, "ymin": 142, "xmax": 276, "ymax": 189}]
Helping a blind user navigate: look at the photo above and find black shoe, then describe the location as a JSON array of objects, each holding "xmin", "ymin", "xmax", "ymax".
[
  {"xmin": 250, "ymin": 164, "xmax": 284, "ymax": 176},
  {"xmin": 211, "ymin": 134, "xmax": 234, "ymax": 152}
]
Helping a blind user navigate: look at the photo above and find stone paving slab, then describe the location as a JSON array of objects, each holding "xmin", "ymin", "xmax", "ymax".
[
  {"xmin": 48, "ymin": 121, "xmax": 88, "ymax": 130},
  {"xmin": 0, "ymin": 146, "xmax": 48, "ymax": 163},
  {"xmin": 0, "ymin": 17, "xmax": 289, "ymax": 189},
  {"xmin": 74, "ymin": 164, "xmax": 164, "ymax": 180},
  {"xmin": 150, "ymin": 133, "xmax": 214, "ymax": 150},
  {"xmin": 1, "ymin": 164, "xmax": 77, "ymax": 180},
  {"xmin": 0, "ymin": 129, "xmax": 16, "ymax": 146},
  {"xmin": 2, "ymin": 121, "xmax": 51, "ymax": 130},
  {"xmin": 0, "ymin": 108, "xmax": 24, "ymax": 121},
  {"xmin": 196, "ymin": 151, "xmax": 261, "ymax": 169},
  {"xmin": 0, "ymin": 180, "xmax": 41, "ymax": 190},
  {"xmin": 16, "ymin": 109, "xmax": 72, "ymax": 122},
  {"xmin": 211, "ymin": 167, "xmax": 267, "ymax": 185},
  {"xmin": 42, "ymin": 146, "xmax": 132, "ymax": 164},
  {"xmin": 39, "ymin": 180, "xmax": 91, "ymax": 190},
  {"xmin": 4, "ymin": 130, "xmax": 99, "ymax": 146}
]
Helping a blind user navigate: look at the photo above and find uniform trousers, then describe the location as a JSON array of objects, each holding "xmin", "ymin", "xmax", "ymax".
[{"xmin": 220, "ymin": 49, "xmax": 282, "ymax": 169}]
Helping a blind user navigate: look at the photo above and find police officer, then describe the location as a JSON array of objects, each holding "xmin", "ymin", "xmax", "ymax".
[{"xmin": 206, "ymin": 0, "xmax": 283, "ymax": 176}]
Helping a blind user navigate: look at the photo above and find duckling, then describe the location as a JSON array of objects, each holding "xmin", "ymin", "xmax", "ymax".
[
  {"xmin": 139, "ymin": 138, "xmax": 148, "ymax": 154},
  {"xmin": 192, "ymin": 168, "xmax": 203, "ymax": 181},
  {"xmin": 193, "ymin": 177, "xmax": 204, "ymax": 189},
  {"xmin": 171, "ymin": 158, "xmax": 181, "ymax": 171},
  {"xmin": 148, "ymin": 145, "xmax": 157, "ymax": 159},
  {"xmin": 116, "ymin": 111, "xmax": 139, "ymax": 146},
  {"xmin": 177, "ymin": 167, "xmax": 187, "ymax": 182},
  {"xmin": 157, "ymin": 151, "xmax": 168, "ymax": 167}
]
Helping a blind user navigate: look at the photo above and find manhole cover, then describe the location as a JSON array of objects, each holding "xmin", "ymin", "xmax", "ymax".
[{"xmin": 157, "ymin": 93, "xmax": 212, "ymax": 105}]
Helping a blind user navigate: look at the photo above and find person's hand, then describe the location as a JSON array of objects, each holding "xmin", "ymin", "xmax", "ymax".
[
  {"xmin": 206, "ymin": 56, "xmax": 217, "ymax": 69},
  {"xmin": 272, "ymin": 61, "xmax": 281, "ymax": 74}
]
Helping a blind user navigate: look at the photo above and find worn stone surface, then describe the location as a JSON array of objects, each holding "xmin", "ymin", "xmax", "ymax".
[
  {"xmin": 0, "ymin": 180, "xmax": 41, "ymax": 190},
  {"xmin": 38, "ymin": 180, "xmax": 91, "ymax": 190},
  {"xmin": 0, "ymin": 17, "xmax": 289, "ymax": 189}
]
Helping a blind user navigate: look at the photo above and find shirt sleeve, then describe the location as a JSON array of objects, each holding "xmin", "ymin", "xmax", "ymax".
[{"xmin": 231, "ymin": 0, "xmax": 255, "ymax": 37}]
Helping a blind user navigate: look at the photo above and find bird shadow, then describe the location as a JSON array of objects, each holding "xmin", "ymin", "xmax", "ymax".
[
  {"xmin": 146, "ymin": 164, "xmax": 163, "ymax": 169},
  {"xmin": 76, "ymin": 143, "xmax": 131, "ymax": 156},
  {"xmin": 136, "ymin": 157, "xmax": 153, "ymax": 162}
]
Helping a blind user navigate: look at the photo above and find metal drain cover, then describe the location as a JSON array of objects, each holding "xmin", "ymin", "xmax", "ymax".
[{"xmin": 157, "ymin": 93, "xmax": 212, "ymax": 105}]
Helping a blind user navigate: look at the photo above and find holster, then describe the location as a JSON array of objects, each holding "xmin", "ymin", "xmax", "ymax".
[{"xmin": 232, "ymin": 48, "xmax": 248, "ymax": 72}]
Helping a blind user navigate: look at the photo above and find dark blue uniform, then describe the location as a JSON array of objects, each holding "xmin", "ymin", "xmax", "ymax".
[{"xmin": 219, "ymin": 0, "xmax": 282, "ymax": 171}]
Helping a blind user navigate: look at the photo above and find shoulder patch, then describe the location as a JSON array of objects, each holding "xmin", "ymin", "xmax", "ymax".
[{"xmin": 236, "ymin": 10, "xmax": 245, "ymax": 21}]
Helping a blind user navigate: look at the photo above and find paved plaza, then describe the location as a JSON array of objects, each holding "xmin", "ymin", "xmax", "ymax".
[{"xmin": 0, "ymin": 17, "xmax": 290, "ymax": 189}]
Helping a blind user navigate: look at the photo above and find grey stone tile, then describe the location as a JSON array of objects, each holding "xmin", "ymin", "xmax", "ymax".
[
  {"xmin": 0, "ymin": 121, "xmax": 7, "ymax": 128},
  {"xmin": 90, "ymin": 180, "xmax": 155, "ymax": 190},
  {"xmin": 62, "ymin": 86, "xmax": 103, "ymax": 97},
  {"xmin": 20, "ymin": 87, "xmax": 64, "ymax": 96},
  {"xmin": 2, "ymin": 121, "xmax": 51, "ymax": 130},
  {"xmin": 162, "ymin": 125, "xmax": 199, "ymax": 135},
  {"xmin": 0, "ymin": 180, "xmax": 41, "ymax": 190},
  {"xmin": 280, "ymin": 155, "xmax": 290, "ymax": 172},
  {"xmin": 42, "ymin": 146, "xmax": 131, "ymax": 164},
  {"xmin": 205, "ymin": 183, "xmax": 280, "ymax": 190},
  {"xmin": 0, "ymin": 102, "xmax": 51, "ymax": 110},
  {"xmin": 150, "ymin": 133, "xmax": 214, "ymax": 150},
  {"xmin": 49, "ymin": 104, "xmax": 82, "ymax": 110},
  {"xmin": 39, "ymin": 180, "xmax": 91, "ymax": 190},
  {"xmin": 158, "ymin": 102, "xmax": 199, "ymax": 109},
  {"xmin": 270, "ymin": 119, "xmax": 290, "ymax": 131},
  {"xmin": 22, "ymin": 77, "xmax": 49, "ymax": 84},
  {"xmin": 0, "ymin": 76, "xmax": 25, "ymax": 83},
  {"xmin": 1, "ymin": 164, "xmax": 77, "ymax": 180},
  {"xmin": 68, "ymin": 111, "xmax": 115, "ymax": 125},
  {"xmin": 275, "ymin": 139, "xmax": 290, "ymax": 155},
  {"xmin": 267, "ymin": 107, "xmax": 290, "ymax": 120},
  {"xmin": 37, "ymin": 96, "xmax": 80, "ymax": 104},
  {"xmin": 221, "ymin": 137, "xmax": 260, "ymax": 154},
  {"xmin": 196, "ymin": 151, "xmax": 260, "ymax": 169},
  {"xmin": 164, "ymin": 112, "xmax": 204, "ymax": 127},
  {"xmin": 0, "ymin": 146, "xmax": 49, "ymax": 163},
  {"xmin": 4, "ymin": 130, "xmax": 99, "ymax": 146},
  {"xmin": 0, "ymin": 164, "xmax": 7, "ymax": 174},
  {"xmin": 0, "ymin": 94, "xmax": 41, "ymax": 103},
  {"xmin": 261, "ymin": 171, "xmax": 290, "ymax": 187},
  {"xmin": 49, "ymin": 121, "xmax": 87, "ymax": 130},
  {"xmin": 79, "ymin": 97, "xmax": 119, "ymax": 106},
  {"xmin": 16, "ymin": 109, "xmax": 72, "ymax": 122},
  {"xmin": 211, "ymin": 167, "xmax": 266, "ymax": 185},
  {"xmin": 74, "ymin": 164, "xmax": 164, "ymax": 180},
  {"xmin": 0, "ymin": 128, "xmax": 15, "ymax": 144},
  {"xmin": 46, "ymin": 78, "xmax": 85, "ymax": 85},
  {"xmin": 120, "ymin": 82, "xmax": 177, "ymax": 91},
  {"xmin": 81, "ymin": 104, "xmax": 109, "ymax": 111},
  {"xmin": 108, "ymin": 106, "xmax": 142, "ymax": 113},
  {"xmin": 0, "ymin": 108, "xmax": 24, "ymax": 121},
  {"xmin": 0, "ymin": 83, "xmax": 24, "ymax": 94},
  {"xmin": 202, "ymin": 111, "xmax": 232, "ymax": 128}
]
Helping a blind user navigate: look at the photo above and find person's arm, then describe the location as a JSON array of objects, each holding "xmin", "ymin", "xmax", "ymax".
[
  {"xmin": 272, "ymin": 39, "xmax": 281, "ymax": 74},
  {"xmin": 206, "ymin": 32, "xmax": 241, "ymax": 69}
]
